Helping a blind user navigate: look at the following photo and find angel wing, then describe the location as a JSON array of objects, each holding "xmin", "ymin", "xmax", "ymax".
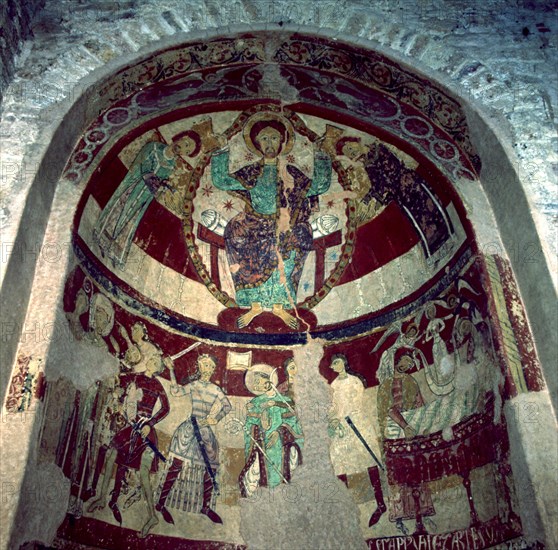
[{"xmin": 371, "ymin": 320, "xmax": 403, "ymax": 354}]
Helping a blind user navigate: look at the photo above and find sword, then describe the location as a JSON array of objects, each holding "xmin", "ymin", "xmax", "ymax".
[
  {"xmin": 345, "ymin": 416, "xmax": 384, "ymax": 472},
  {"xmin": 130, "ymin": 418, "xmax": 167, "ymax": 463},
  {"xmin": 191, "ymin": 415, "xmax": 220, "ymax": 495},
  {"xmin": 171, "ymin": 341, "xmax": 202, "ymax": 361},
  {"xmin": 186, "ymin": 463, "xmax": 196, "ymax": 512},
  {"xmin": 269, "ymin": 382, "xmax": 297, "ymax": 416},
  {"xmin": 370, "ymin": 323, "xmax": 401, "ymax": 354}
]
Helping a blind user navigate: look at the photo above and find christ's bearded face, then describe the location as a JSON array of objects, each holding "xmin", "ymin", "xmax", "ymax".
[{"xmin": 255, "ymin": 127, "xmax": 282, "ymax": 159}]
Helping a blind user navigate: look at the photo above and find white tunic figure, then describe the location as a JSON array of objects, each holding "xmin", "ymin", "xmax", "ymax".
[{"xmin": 327, "ymin": 355, "xmax": 377, "ymax": 475}]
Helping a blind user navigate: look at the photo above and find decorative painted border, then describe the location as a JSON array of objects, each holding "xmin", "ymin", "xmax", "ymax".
[
  {"xmin": 484, "ymin": 255, "xmax": 545, "ymax": 397},
  {"xmin": 87, "ymin": 32, "xmax": 479, "ymax": 172},
  {"xmin": 64, "ymin": 33, "xmax": 480, "ymax": 188},
  {"xmin": 276, "ymin": 35, "xmax": 481, "ymax": 171}
]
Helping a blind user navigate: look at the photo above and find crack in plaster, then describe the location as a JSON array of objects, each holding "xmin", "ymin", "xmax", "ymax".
[{"xmin": 239, "ymin": 338, "xmax": 367, "ymax": 549}]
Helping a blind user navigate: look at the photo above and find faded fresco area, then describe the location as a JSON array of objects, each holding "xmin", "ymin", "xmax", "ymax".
[{"xmin": 6, "ymin": 34, "xmax": 547, "ymax": 550}]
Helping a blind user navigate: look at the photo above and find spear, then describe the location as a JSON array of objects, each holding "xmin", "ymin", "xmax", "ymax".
[{"xmin": 231, "ymin": 418, "xmax": 288, "ymax": 484}]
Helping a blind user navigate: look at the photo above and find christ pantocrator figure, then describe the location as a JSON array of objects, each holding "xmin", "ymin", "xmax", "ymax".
[{"xmin": 210, "ymin": 113, "xmax": 332, "ymax": 329}]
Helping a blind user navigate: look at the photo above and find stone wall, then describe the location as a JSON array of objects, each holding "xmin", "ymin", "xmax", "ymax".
[{"xmin": 0, "ymin": 0, "xmax": 45, "ymax": 111}]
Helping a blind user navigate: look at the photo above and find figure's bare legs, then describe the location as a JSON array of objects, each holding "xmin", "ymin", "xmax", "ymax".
[
  {"xmin": 272, "ymin": 304, "xmax": 298, "ymax": 329},
  {"xmin": 87, "ymin": 447, "xmax": 117, "ymax": 512},
  {"xmin": 237, "ymin": 302, "xmax": 263, "ymax": 328},
  {"xmin": 139, "ymin": 450, "xmax": 159, "ymax": 538}
]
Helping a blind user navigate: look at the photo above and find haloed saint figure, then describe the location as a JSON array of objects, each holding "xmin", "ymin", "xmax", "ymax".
[{"xmin": 210, "ymin": 113, "xmax": 332, "ymax": 329}]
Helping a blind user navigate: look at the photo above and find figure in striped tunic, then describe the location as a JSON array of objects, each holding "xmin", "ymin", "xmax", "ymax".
[{"xmin": 156, "ymin": 355, "xmax": 231, "ymax": 525}]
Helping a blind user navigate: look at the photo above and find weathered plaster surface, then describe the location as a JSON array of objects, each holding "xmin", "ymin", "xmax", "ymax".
[
  {"xmin": 240, "ymin": 341, "xmax": 367, "ymax": 550},
  {"xmin": 504, "ymin": 391, "xmax": 558, "ymax": 546}
]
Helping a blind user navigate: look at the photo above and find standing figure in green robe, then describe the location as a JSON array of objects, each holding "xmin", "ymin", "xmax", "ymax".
[
  {"xmin": 238, "ymin": 364, "xmax": 303, "ymax": 497},
  {"xmin": 210, "ymin": 115, "xmax": 332, "ymax": 328},
  {"xmin": 94, "ymin": 131, "xmax": 201, "ymax": 268}
]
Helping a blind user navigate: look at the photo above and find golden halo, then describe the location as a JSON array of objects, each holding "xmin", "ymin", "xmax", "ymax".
[
  {"xmin": 446, "ymin": 294, "xmax": 458, "ymax": 309},
  {"xmin": 244, "ymin": 363, "xmax": 279, "ymax": 396},
  {"xmin": 456, "ymin": 318, "xmax": 473, "ymax": 337},
  {"xmin": 243, "ymin": 112, "xmax": 295, "ymax": 157},
  {"xmin": 404, "ymin": 322, "xmax": 419, "ymax": 337}
]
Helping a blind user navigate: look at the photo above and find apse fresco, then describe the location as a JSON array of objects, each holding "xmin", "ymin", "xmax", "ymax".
[
  {"xmin": 22, "ymin": 33, "xmax": 545, "ymax": 549},
  {"xmin": 73, "ymin": 105, "xmax": 466, "ymax": 334}
]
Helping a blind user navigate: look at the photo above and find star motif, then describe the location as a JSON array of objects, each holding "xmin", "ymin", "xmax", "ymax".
[
  {"xmin": 286, "ymin": 154, "xmax": 296, "ymax": 164},
  {"xmin": 201, "ymin": 185, "xmax": 213, "ymax": 197},
  {"xmin": 326, "ymin": 200, "xmax": 335, "ymax": 209},
  {"xmin": 223, "ymin": 200, "xmax": 235, "ymax": 212}
]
